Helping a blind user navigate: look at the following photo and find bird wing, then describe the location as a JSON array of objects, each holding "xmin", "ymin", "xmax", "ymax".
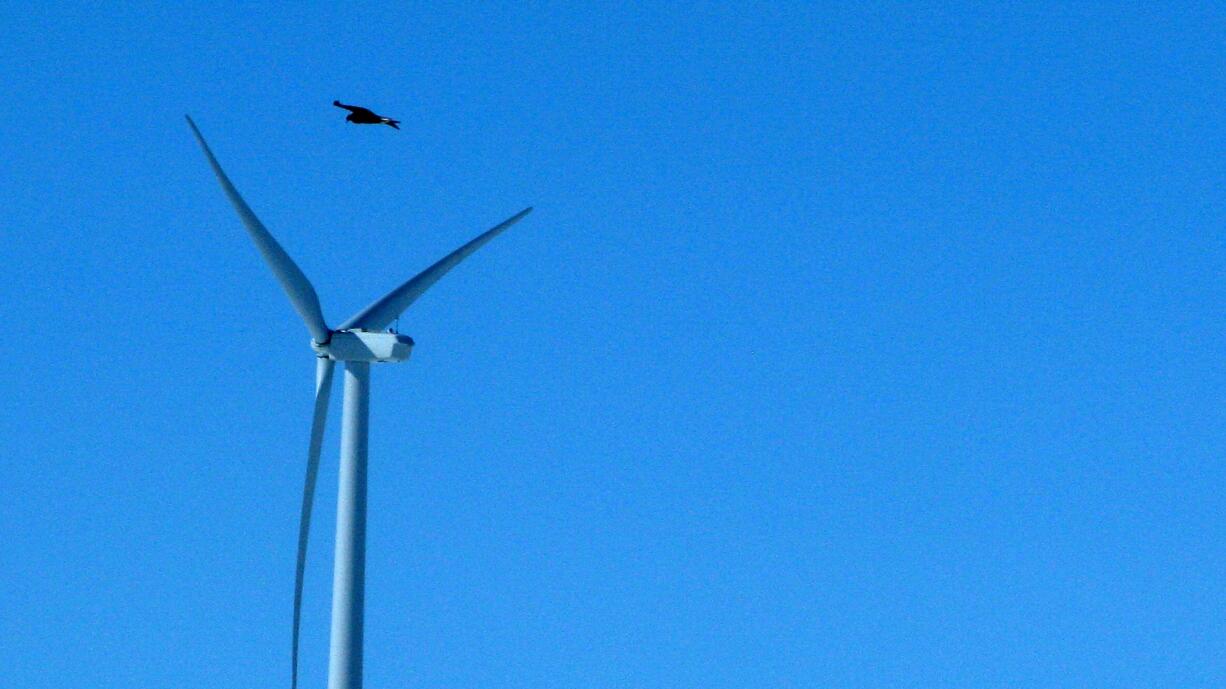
[{"xmin": 333, "ymin": 102, "xmax": 374, "ymax": 116}]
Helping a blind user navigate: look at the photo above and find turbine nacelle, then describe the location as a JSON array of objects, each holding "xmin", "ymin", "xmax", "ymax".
[{"xmin": 312, "ymin": 330, "xmax": 414, "ymax": 363}]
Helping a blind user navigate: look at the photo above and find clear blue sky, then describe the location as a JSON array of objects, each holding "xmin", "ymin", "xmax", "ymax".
[{"xmin": 1, "ymin": 3, "xmax": 1222, "ymax": 687}]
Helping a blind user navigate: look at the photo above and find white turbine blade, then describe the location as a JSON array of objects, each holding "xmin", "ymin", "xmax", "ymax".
[
  {"xmin": 292, "ymin": 357, "xmax": 335, "ymax": 689},
  {"xmin": 186, "ymin": 116, "xmax": 332, "ymax": 343},
  {"xmin": 338, "ymin": 207, "xmax": 532, "ymax": 331}
]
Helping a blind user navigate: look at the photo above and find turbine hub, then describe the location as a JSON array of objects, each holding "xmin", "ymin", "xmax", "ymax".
[{"xmin": 312, "ymin": 330, "xmax": 414, "ymax": 363}]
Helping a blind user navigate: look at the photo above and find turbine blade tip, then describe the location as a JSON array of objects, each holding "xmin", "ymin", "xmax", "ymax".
[{"xmin": 185, "ymin": 115, "xmax": 203, "ymax": 139}]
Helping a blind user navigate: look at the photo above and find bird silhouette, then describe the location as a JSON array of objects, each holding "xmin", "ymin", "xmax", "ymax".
[{"xmin": 333, "ymin": 100, "xmax": 400, "ymax": 130}]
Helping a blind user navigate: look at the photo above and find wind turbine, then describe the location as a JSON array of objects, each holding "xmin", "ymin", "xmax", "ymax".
[{"xmin": 185, "ymin": 116, "xmax": 531, "ymax": 689}]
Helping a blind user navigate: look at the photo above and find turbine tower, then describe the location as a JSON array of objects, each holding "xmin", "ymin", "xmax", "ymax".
[{"xmin": 186, "ymin": 116, "xmax": 531, "ymax": 689}]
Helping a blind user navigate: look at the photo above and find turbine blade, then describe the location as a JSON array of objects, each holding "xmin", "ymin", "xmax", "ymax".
[
  {"xmin": 292, "ymin": 357, "xmax": 335, "ymax": 689},
  {"xmin": 186, "ymin": 116, "xmax": 332, "ymax": 343},
  {"xmin": 338, "ymin": 207, "xmax": 533, "ymax": 331}
]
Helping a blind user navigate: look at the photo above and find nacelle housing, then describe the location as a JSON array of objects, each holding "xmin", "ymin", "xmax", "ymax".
[{"xmin": 313, "ymin": 330, "xmax": 414, "ymax": 363}]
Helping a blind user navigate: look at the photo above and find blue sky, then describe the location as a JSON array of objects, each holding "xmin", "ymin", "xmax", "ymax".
[{"xmin": 1, "ymin": 3, "xmax": 1223, "ymax": 687}]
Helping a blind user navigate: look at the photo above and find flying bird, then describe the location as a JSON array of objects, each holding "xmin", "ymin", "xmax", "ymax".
[{"xmin": 333, "ymin": 100, "xmax": 401, "ymax": 130}]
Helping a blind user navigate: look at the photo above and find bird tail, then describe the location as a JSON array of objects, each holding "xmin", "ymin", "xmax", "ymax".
[{"xmin": 385, "ymin": 119, "xmax": 401, "ymax": 130}]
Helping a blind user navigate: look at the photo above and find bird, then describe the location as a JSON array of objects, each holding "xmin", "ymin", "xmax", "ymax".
[{"xmin": 332, "ymin": 100, "xmax": 400, "ymax": 130}]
